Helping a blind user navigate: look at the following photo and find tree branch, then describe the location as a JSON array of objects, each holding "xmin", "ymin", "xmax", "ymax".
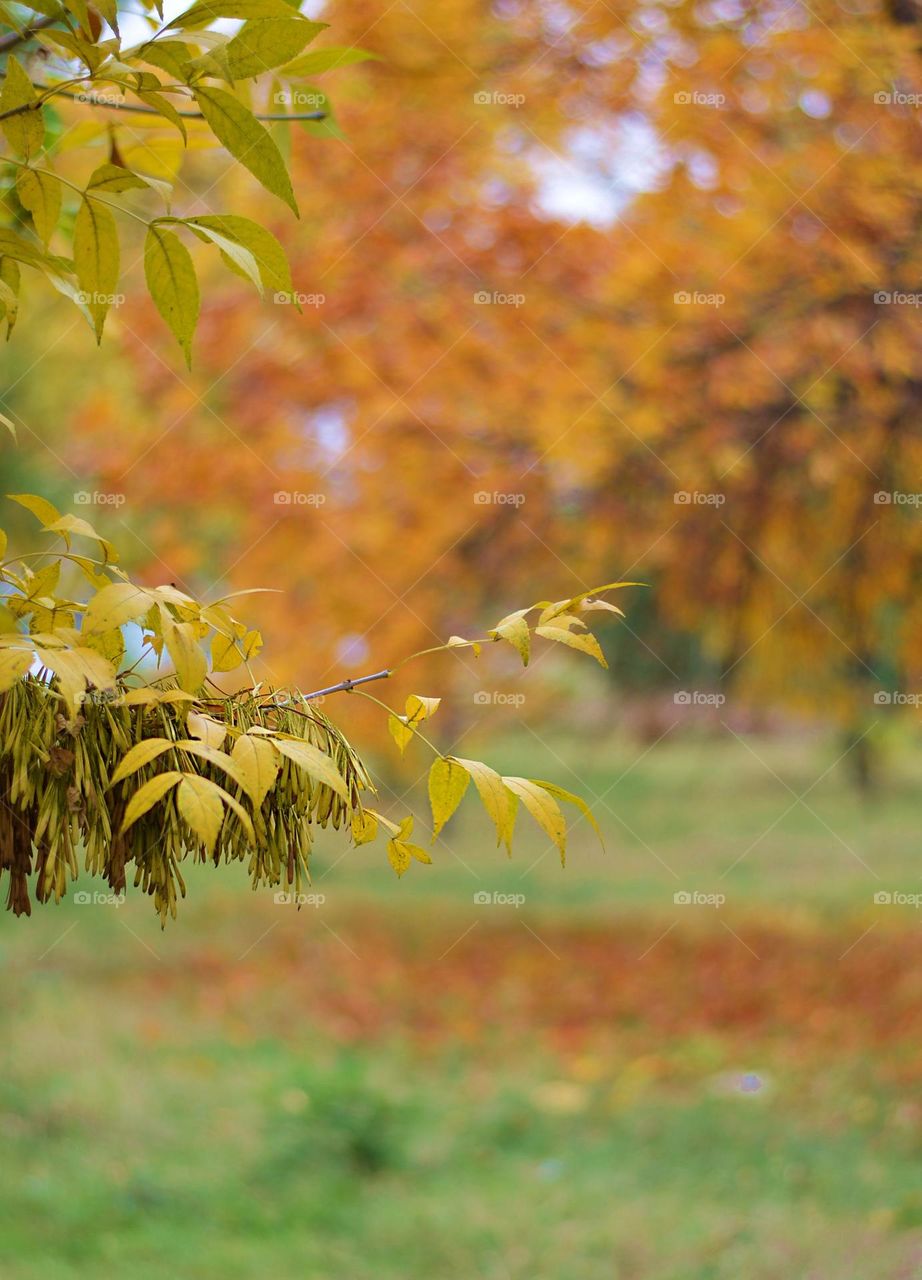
[
  {"xmin": 0, "ymin": 14, "xmax": 61, "ymax": 56},
  {"xmin": 301, "ymin": 669, "xmax": 391, "ymax": 700}
]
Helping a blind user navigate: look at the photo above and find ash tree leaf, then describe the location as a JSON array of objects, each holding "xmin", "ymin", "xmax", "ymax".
[
  {"xmin": 387, "ymin": 714, "xmax": 413, "ymax": 755},
  {"xmin": 452, "ymin": 757, "xmax": 517, "ymax": 853},
  {"xmin": 185, "ymin": 219, "xmax": 263, "ymax": 294},
  {"xmin": 406, "ymin": 694, "xmax": 440, "ymax": 723},
  {"xmin": 87, "ymin": 163, "xmax": 151, "ymax": 194},
  {"xmin": 280, "ymin": 45, "xmax": 378, "ymax": 77},
  {"xmin": 160, "ymin": 612, "xmax": 207, "ymax": 692},
  {"xmin": 0, "ymin": 649, "xmax": 33, "ymax": 691},
  {"xmin": 120, "ymin": 771, "xmax": 183, "ymax": 833},
  {"xmin": 0, "ymin": 57, "xmax": 45, "ymax": 158},
  {"xmin": 8, "ymin": 493, "xmax": 63, "ymax": 529},
  {"xmin": 226, "ymin": 18, "xmax": 325, "ymax": 80},
  {"xmin": 169, "ymin": 0, "xmax": 308, "ymax": 27},
  {"xmin": 501, "ymin": 776, "xmax": 568, "ymax": 864},
  {"xmin": 272, "ymin": 736, "xmax": 349, "ymax": 798},
  {"xmin": 231, "ymin": 731, "xmax": 280, "ymax": 807},
  {"xmin": 532, "ymin": 780, "xmax": 604, "ymax": 849},
  {"xmin": 534, "ymin": 621, "xmax": 608, "ymax": 668},
  {"xmin": 145, "ymin": 224, "xmax": 199, "ymax": 365},
  {"xmin": 351, "ymin": 809, "xmax": 378, "ymax": 845},
  {"xmin": 0, "ymin": 258, "xmax": 20, "ymax": 337},
  {"xmin": 83, "ymin": 582, "xmax": 157, "ymax": 633},
  {"xmin": 490, "ymin": 609, "xmax": 531, "ymax": 665},
  {"xmin": 110, "ymin": 736, "xmax": 177, "ymax": 784},
  {"xmin": 386, "ymin": 837, "xmax": 411, "ymax": 876},
  {"xmin": 193, "ymin": 85, "xmax": 298, "ymax": 215},
  {"xmin": 186, "ymin": 710, "xmax": 226, "ymax": 749},
  {"xmin": 16, "ymin": 168, "xmax": 62, "ymax": 247},
  {"xmin": 74, "ymin": 196, "xmax": 120, "ymax": 341},
  {"xmin": 177, "ymin": 773, "xmax": 225, "ymax": 854},
  {"xmin": 185, "ymin": 215, "xmax": 293, "ymax": 296},
  {"xmin": 428, "ymin": 756, "xmax": 470, "ymax": 838}
]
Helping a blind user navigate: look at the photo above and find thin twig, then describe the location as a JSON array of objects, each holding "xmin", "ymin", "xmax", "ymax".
[
  {"xmin": 301, "ymin": 670, "xmax": 391, "ymax": 700},
  {"xmin": 0, "ymin": 15, "xmax": 60, "ymax": 56}
]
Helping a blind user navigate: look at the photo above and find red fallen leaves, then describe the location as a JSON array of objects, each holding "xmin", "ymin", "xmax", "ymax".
[{"xmin": 114, "ymin": 911, "xmax": 922, "ymax": 1077}]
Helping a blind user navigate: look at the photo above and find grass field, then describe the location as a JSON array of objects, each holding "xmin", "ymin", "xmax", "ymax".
[{"xmin": 1, "ymin": 727, "xmax": 921, "ymax": 1279}]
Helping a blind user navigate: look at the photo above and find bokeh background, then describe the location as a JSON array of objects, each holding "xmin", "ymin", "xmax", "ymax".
[{"xmin": 3, "ymin": 0, "xmax": 922, "ymax": 1275}]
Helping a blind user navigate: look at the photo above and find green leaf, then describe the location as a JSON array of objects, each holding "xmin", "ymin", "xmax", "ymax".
[
  {"xmin": 193, "ymin": 85, "xmax": 297, "ymax": 215},
  {"xmin": 428, "ymin": 756, "xmax": 470, "ymax": 838},
  {"xmin": 501, "ymin": 776, "xmax": 567, "ymax": 864},
  {"xmin": 145, "ymin": 225, "xmax": 199, "ymax": 366},
  {"xmin": 177, "ymin": 774, "xmax": 225, "ymax": 854},
  {"xmin": 186, "ymin": 219, "xmax": 262, "ymax": 293},
  {"xmin": 74, "ymin": 197, "xmax": 120, "ymax": 341},
  {"xmin": 452, "ymin": 757, "xmax": 517, "ymax": 853},
  {"xmin": 87, "ymin": 162, "xmax": 151, "ymax": 193},
  {"xmin": 169, "ymin": 0, "xmax": 306, "ymax": 26},
  {"xmin": 185, "ymin": 215, "xmax": 293, "ymax": 295},
  {"xmin": 120, "ymin": 771, "xmax": 183, "ymax": 833},
  {"xmin": 16, "ymin": 168, "xmax": 61, "ymax": 247},
  {"xmin": 0, "ymin": 56, "xmax": 44, "ymax": 158},
  {"xmin": 226, "ymin": 17, "xmax": 324, "ymax": 79},
  {"xmin": 280, "ymin": 45, "xmax": 377, "ymax": 77},
  {"xmin": 273, "ymin": 736, "xmax": 349, "ymax": 799},
  {"xmin": 134, "ymin": 88, "xmax": 188, "ymax": 141}
]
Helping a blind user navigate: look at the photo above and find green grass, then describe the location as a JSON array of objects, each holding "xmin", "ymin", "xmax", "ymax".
[{"xmin": 1, "ymin": 728, "xmax": 921, "ymax": 1278}]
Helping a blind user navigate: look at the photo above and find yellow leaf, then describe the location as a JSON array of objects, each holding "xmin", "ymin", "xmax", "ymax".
[
  {"xmin": 177, "ymin": 773, "xmax": 225, "ymax": 854},
  {"xmin": 231, "ymin": 731, "xmax": 279, "ymax": 807},
  {"xmin": 110, "ymin": 737, "xmax": 175, "ymax": 785},
  {"xmin": 533, "ymin": 780, "xmax": 604, "ymax": 849},
  {"xmin": 387, "ymin": 838, "xmax": 411, "ymax": 876},
  {"xmin": 452, "ymin": 757, "xmax": 517, "ymax": 852},
  {"xmin": 160, "ymin": 612, "xmax": 207, "ymax": 692},
  {"xmin": 187, "ymin": 711, "xmax": 226, "ymax": 750},
  {"xmin": 428, "ymin": 756, "xmax": 470, "ymax": 838},
  {"xmin": 387, "ymin": 713, "xmax": 413, "ymax": 755},
  {"xmin": 273, "ymin": 736, "xmax": 349, "ymax": 798},
  {"xmin": 0, "ymin": 648, "xmax": 32, "ymax": 691},
  {"xmin": 406, "ymin": 693, "xmax": 440, "ymax": 723},
  {"xmin": 120, "ymin": 771, "xmax": 183, "ymax": 833},
  {"xmin": 534, "ymin": 623, "xmax": 608, "ymax": 668},
  {"xmin": 351, "ymin": 810, "xmax": 378, "ymax": 845},
  {"xmin": 83, "ymin": 582, "xmax": 156, "ymax": 633},
  {"xmin": 502, "ymin": 776, "xmax": 567, "ymax": 864}
]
